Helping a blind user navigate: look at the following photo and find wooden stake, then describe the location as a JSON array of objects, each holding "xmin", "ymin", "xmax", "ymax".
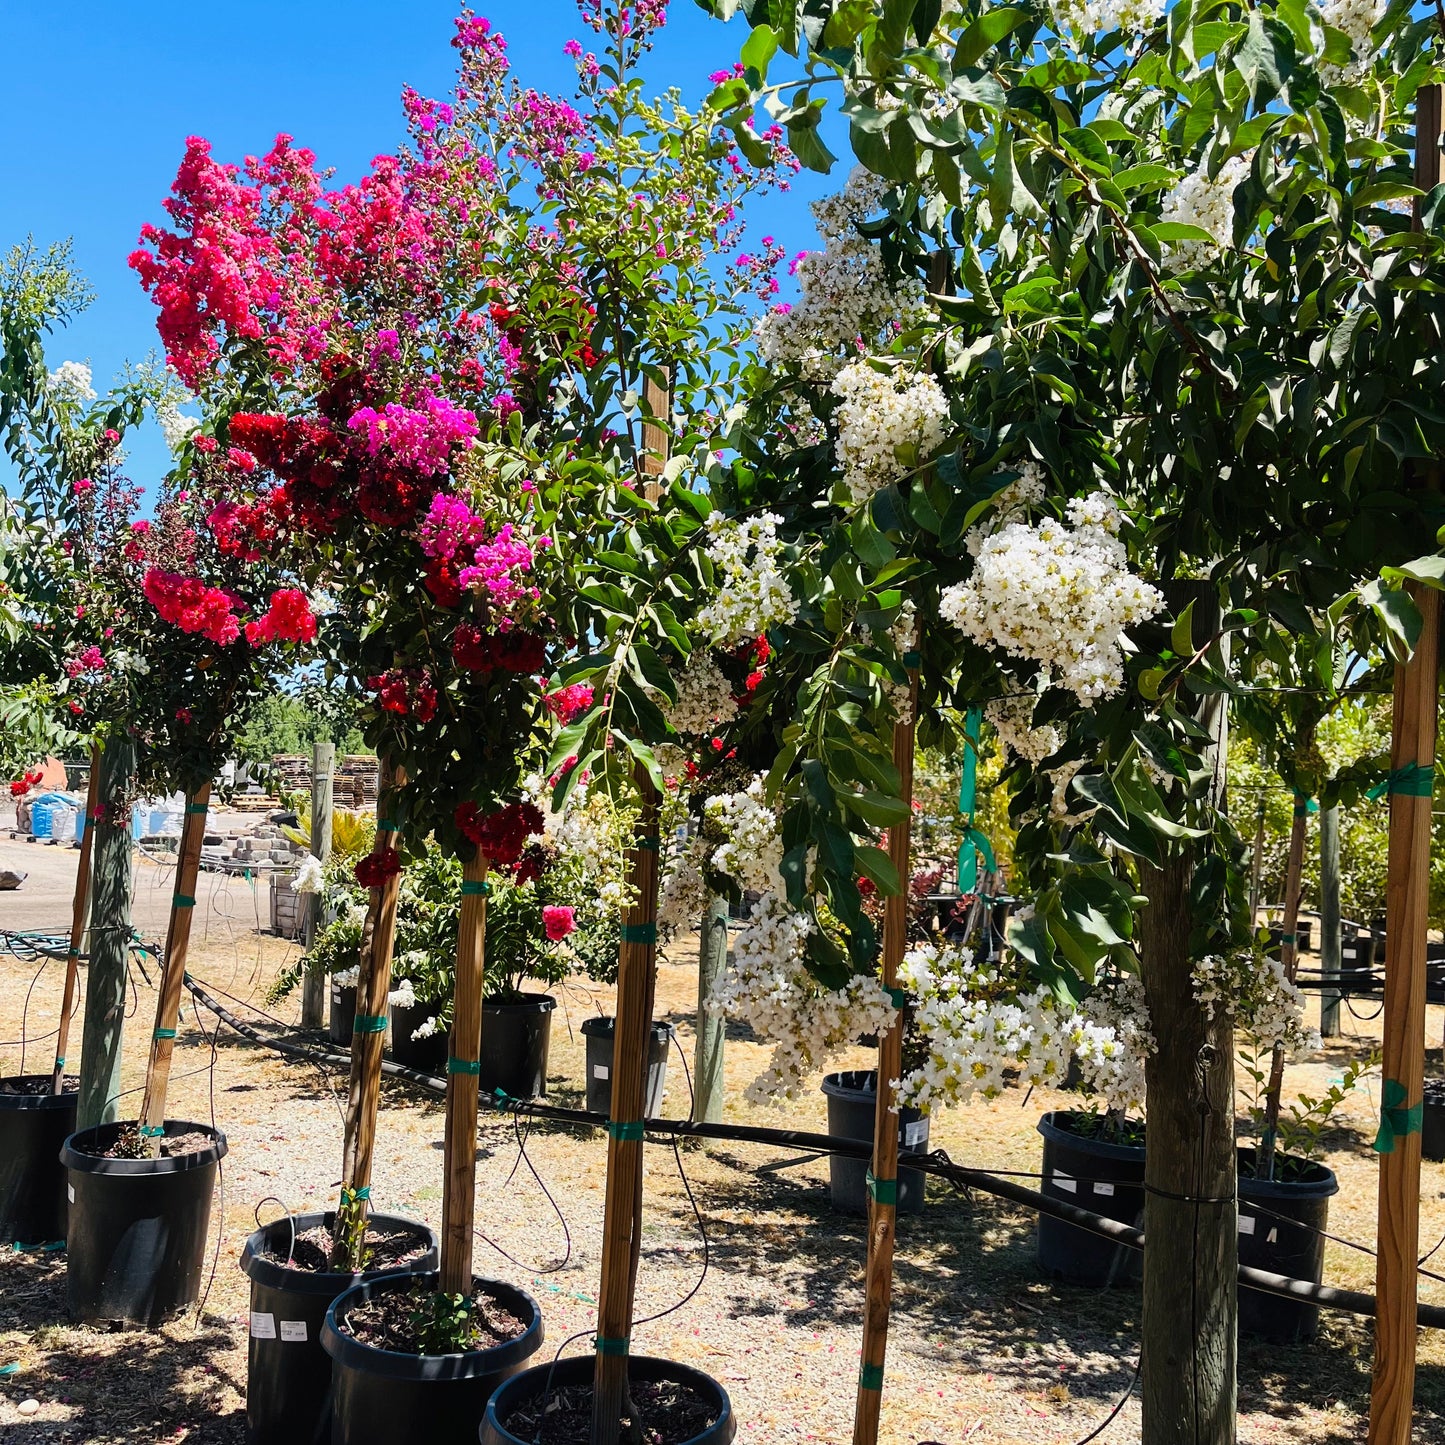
[
  {"xmin": 333, "ymin": 757, "xmax": 407, "ymax": 1270},
  {"xmin": 1320, "ymin": 803, "xmax": 1342, "ymax": 1039},
  {"xmin": 300, "ymin": 741, "xmax": 335, "ymax": 1028},
  {"xmin": 440, "ymin": 854, "xmax": 489, "ymax": 1295},
  {"xmin": 1367, "ymin": 584, "xmax": 1440, "ymax": 1445},
  {"xmin": 137, "ymin": 783, "xmax": 212, "ymax": 1148},
  {"xmin": 693, "ymin": 895, "xmax": 728, "ymax": 1124},
  {"xmin": 852, "ymin": 666, "xmax": 919, "ymax": 1445},
  {"xmin": 52, "ymin": 747, "xmax": 100, "ymax": 1094}
]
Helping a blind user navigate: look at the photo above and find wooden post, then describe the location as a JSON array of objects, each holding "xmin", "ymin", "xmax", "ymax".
[
  {"xmin": 300, "ymin": 741, "xmax": 335, "ymax": 1029},
  {"xmin": 332, "ymin": 757, "xmax": 407, "ymax": 1270},
  {"xmin": 440, "ymin": 854, "xmax": 489, "ymax": 1294},
  {"xmin": 1320, "ymin": 803, "xmax": 1342, "ymax": 1039},
  {"xmin": 1367, "ymin": 589, "xmax": 1441, "ymax": 1445},
  {"xmin": 52, "ymin": 747, "xmax": 100, "ymax": 1093},
  {"xmin": 693, "ymin": 895, "xmax": 728, "ymax": 1124},
  {"xmin": 137, "ymin": 783, "xmax": 213, "ymax": 1146},
  {"xmin": 852, "ymin": 664, "xmax": 919, "ymax": 1445},
  {"xmin": 77, "ymin": 737, "xmax": 135, "ymax": 1129},
  {"xmin": 1248, "ymin": 794, "xmax": 1267, "ymax": 927}
]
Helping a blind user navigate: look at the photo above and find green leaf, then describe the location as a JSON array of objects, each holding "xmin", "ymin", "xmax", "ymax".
[
  {"xmin": 1171, "ymin": 599, "xmax": 1196, "ymax": 658},
  {"xmin": 854, "ymin": 844, "xmax": 901, "ymax": 893},
  {"xmin": 740, "ymin": 23, "xmax": 779, "ymax": 79},
  {"xmin": 954, "ymin": 7, "xmax": 1030, "ymax": 67}
]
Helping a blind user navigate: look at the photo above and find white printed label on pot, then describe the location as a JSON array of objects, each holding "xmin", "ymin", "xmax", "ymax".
[
  {"xmin": 1053, "ymin": 1171, "xmax": 1077, "ymax": 1194},
  {"xmin": 280, "ymin": 1321, "xmax": 307, "ymax": 1343},
  {"xmin": 904, "ymin": 1122, "xmax": 927, "ymax": 1147},
  {"xmin": 1093, "ymin": 1181, "xmax": 1115, "ymax": 1197},
  {"xmin": 67, "ymin": 1184, "xmax": 75, "ymax": 1204},
  {"xmin": 1237, "ymin": 1215, "xmax": 1256, "ymax": 1236},
  {"xmin": 250, "ymin": 1312, "xmax": 277, "ymax": 1339},
  {"xmin": 593, "ymin": 1065, "xmax": 609, "ymax": 1079}
]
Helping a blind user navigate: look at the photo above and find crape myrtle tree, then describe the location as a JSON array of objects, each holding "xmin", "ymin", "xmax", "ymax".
[
  {"xmin": 691, "ymin": 0, "xmax": 1445, "ymax": 1440},
  {"xmin": 130, "ymin": 0, "xmax": 796, "ymax": 1381}
]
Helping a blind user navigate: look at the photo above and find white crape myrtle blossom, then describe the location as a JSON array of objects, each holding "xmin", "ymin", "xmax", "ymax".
[
  {"xmin": 1068, "ymin": 976, "xmax": 1155, "ymax": 1115},
  {"xmin": 387, "ymin": 975, "xmax": 419, "ymax": 1011},
  {"xmin": 157, "ymin": 401, "xmax": 201, "ymax": 453},
  {"xmin": 658, "ymin": 835, "xmax": 710, "ymax": 932},
  {"xmin": 332, "ymin": 965, "xmax": 361, "ymax": 988},
  {"xmin": 48, "ymin": 360, "xmax": 96, "ymax": 407},
  {"xmin": 1192, "ymin": 951, "xmax": 1320, "ymax": 1055},
  {"xmin": 704, "ymin": 775, "xmax": 784, "ymax": 893},
  {"xmin": 666, "ymin": 650, "xmax": 738, "ymax": 735},
  {"xmin": 1051, "ymin": 0, "xmax": 1165, "ymax": 44},
  {"xmin": 831, "ymin": 360, "xmax": 951, "ymax": 506},
  {"xmin": 1159, "ymin": 152, "xmax": 1254, "ymax": 273},
  {"xmin": 695, "ymin": 512, "xmax": 798, "ymax": 647},
  {"xmin": 410, "ymin": 1014, "xmax": 442, "ymax": 1040},
  {"xmin": 986, "ymin": 695, "xmax": 1062, "ymax": 766},
  {"xmin": 1319, "ymin": 0, "xmax": 1387, "ymax": 81},
  {"xmin": 940, "ymin": 490, "xmax": 1164, "ymax": 703},
  {"xmin": 290, "ymin": 853, "xmax": 325, "ymax": 895},
  {"xmin": 710, "ymin": 892, "xmax": 899, "ymax": 1104}
]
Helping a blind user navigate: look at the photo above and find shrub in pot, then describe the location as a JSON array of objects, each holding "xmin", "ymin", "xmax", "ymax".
[{"xmin": 0, "ymin": 1074, "xmax": 78, "ymax": 1246}]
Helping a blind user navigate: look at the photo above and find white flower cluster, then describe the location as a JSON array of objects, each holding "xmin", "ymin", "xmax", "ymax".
[
  {"xmin": 940, "ymin": 491, "xmax": 1163, "ymax": 703},
  {"xmin": 986, "ymin": 695, "xmax": 1062, "ymax": 766},
  {"xmin": 47, "ymin": 360, "xmax": 96, "ymax": 407},
  {"xmin": 704, "ymin": 776, "xmax": 783, "ymax": 894},
  {"xmin": 1319, "ymin": 0, "xmax": 1386, "ymax": 82},
  {"xmin": 831, "ymin": 361, "xmax": 950, "ymax": 506},
  {"xmin": 157, "ymin": 400, "xmax": 201, "ymax": 453},
  {"xmin": 1050, "ymin": 0, "xmax": 1165, "ymax": 42},
  {"xmin": 695, "ymin": 512, "xmax": 797, "ymax": 647},
  {"xmin": 754, "ymin": 167, "xmax": 932, "ymax": 381},
  {"xmin": 332, "ymin": 965, "xmax": 360, "ymax": 988},
  {"xmin": 1067, "ymin": 976, "xmax": 1155, "ymax": 1115},
  {"xmin": 658, "ymin": 836, "xmax": 711, "ymax": 930},
  {"xmin": 989, "ymin": 460, "xmax": 1048, "ymax": 522},
  {"xmin": 387, "ymin": 976, "xmax": 418, "ymax": 1010},
  {"xmin": 1192, "ymin": 951, "xmax": 1320, "ymax": 1056},
  {"xmin": 709, "ymin": 892, "xmax": 899, "ymax": 1104},
  {"xmin": 667, "ymin": 651, "xmax": 738, "ymax": 736},
  {"xmin": 1159, "ymin": 153, "xmax": 1253, "ymax": 272},
  {"xmin": 290, "ymin": 854, "xmax": 325, "ymax": 895}
]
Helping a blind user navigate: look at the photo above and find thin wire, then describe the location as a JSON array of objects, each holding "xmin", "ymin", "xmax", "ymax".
[
  {"xmin": 1069, "ymin": 1357, "xmax": 1141, "ymax": 1445},
  {"xmin": 191, "ymin": 991, "xmax": 227, "ymax": 1325}
]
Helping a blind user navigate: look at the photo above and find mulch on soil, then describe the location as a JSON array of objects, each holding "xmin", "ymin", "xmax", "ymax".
[
  {"xmin": 262, "ymin": 1222, "xmax": 431, "ymax": 1274},
  {"xmin": 504, "ymin": 1376, "xmax": 720, "ymax": 1445},
  {"xmin": 340, "ymin": 1280, "xmax": 529, "ymax": 1354}
]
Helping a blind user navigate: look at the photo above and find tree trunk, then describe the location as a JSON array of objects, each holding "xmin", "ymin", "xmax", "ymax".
[
  {"xmin": 53, "ymin": 748, "xmax": 100, "ymax": 1093},
  {"xmin": 300, "ymin": 741, "xmax": 335, "ymax": 1029},
  {"xmin": 77, "ymin": 737, "xmax": 135, "ymax": 1130},
  {"xmin": 1137, "ymin": 850, "xmax": 1237, "ymax": 1445},
  {"xmin": 692, "ymin": 896, "xmax": 727, "ymax": 1124},
  {"xmin": 1319, "ymin": 804, "xmax": 1341, "ymax": 1039}
]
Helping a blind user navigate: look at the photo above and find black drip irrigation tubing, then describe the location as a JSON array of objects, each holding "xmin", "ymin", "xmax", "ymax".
[{"xmin": 181, "ymin": 974, "xmax": 1445, "ymax": 1332}]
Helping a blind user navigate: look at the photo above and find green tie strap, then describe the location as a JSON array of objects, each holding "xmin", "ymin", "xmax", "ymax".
[
  {"xmin": 173, "ymin": 895, "xmax": 196, "ymax": 909},
  {"xmin": 621, "ymin": 922, "xmax": 657, "ymax": 945},
  {"xmin": 902, "ymin": 650, "xmax": 921, "ymax": 668},
  {"xmin": 54, "ymin": 1057, "xmax": 65, "ymax": 1070},
  {"xmin": 635, "ymin": 835, "xmax": 661, "ymax": 851},
  {"xmin": 1367, "ymin": 763, "xmax": 1435, "ymax": 801},
  {"xmin": 140, "ymin": 1125, "xmax": 166, "ymax": 1138},
  {"xmin": 461, "ymin": 879, "xmax": 490, "ymax": 896},
  {"xmin": 595, "ymin": 1335, "xmax": 630, "ymax": 1356},
  {"xmin": 186, "ymin": 803, "xmax": 209, "ymax": 815},
  {"xmin": 858, "ymin": 1362, "xmax": 885, "ymax": 1391},
  {"xmin": 447, "ymin": 1057, "xmax": 482, "ymax": 1075},
  {"xmin": 866, "ymin": 1171, "xmax": 898, "ymax": 1206},
  {"xmin": 341, "ymin": 1185, "xmax": 371, "ymax": 1202},
  {"xmin": 352, "ymin": 1014, "xmax": 387, "ymax": 1035},
  {"xmin": 607, "ymin": 1120, "xmax": 645, "ymax": 1141},
  {"xmin": 1373, "ymin": 1079, "xmax": 1424, "ymax": 1154},
  {"xmin": 153, "ymin": 1028, "xmax": 177, "ymax": 1041},
  {"xmin": 377, "ymin": 819, "xmax": 399, "ymax": 832},
  {"xmin": 884, "ymin": 987, "xmax": 908, "ymax": 1010}
]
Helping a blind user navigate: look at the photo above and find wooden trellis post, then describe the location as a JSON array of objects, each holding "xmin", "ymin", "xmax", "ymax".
[
  {"xmin": 300, "ymin": 740, "xmax": 335, "ymax": 1028},
  {"xmin": 51, "ymin": 748, "xmax": 100, "ymax": 1093},
  {"xmin": 439, "ymin": 854, "xmax": 489, "ymax": 1293},
  {"xmin": 1367, "ymin": 83, "xmax": 1442, "ymax": 1445},
  {"xmin": 137, "ymin": 783, "xmax": 213, "ymax": 1148},
  {"xmin": 332, "ymin": 757, "xmax": 407, "ymax": 1269},
  {"xmin": 852, "ymin": 662, "xmax": 919, "ymax": 1445},
  {"xmin": 591, "ymin": 373, "xmax": 669, "ymax": 1445}
]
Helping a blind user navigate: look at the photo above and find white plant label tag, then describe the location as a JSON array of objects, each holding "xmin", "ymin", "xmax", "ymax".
[
  {"xmin": 1237, "ymin": 1215, "xmax": 1256, "ymax": 1236},
  {"xmin": 904, "ymin": 1122, "xmax": 927, "ymax": 1147},
  {"xmin": 593, "ymin": 1065, "xmax": 609, "ymax": 1079},
  {"xmin": 67, "ymin": 1184, "xmax": 75, "ymax": 1203},
  {"xmin": 1093, "ymin": 1181, "xmax": 1115, "ymax": 1197},
  {"xmin": 1053, "ymin": 1171, "xmax": 1077, "ymax": 1194},
  {"xmin": 250, "ymin": 1312, "xmax": 277, "ymax": 1339},
  {"xmin": 280, "ymin": 1321, "xmax": 307, "ymax": 1343}
]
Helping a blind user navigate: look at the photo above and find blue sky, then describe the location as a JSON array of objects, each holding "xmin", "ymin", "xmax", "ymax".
[{"xmin": 0, "ymin": 0, "xmax": 844, "ymax": 491}]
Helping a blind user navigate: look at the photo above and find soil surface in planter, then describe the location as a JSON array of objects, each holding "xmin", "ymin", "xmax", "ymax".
[
  {"xmin": 262, "ymin": 1222, "xmax": 433, "ymax": 1273},
  {"xmin": 503, "ymin": 1376, "xmax": 719, "ymax": 1445},
  {"xmin": 340, "ymin": 1280, "xmax": 529, "ymax": 1353},
  {"xmin": 1, "ymin": 1075, "xmax": 78, "ymax": 1096},
  {"xmin": 98, "ymin": 1128, "xmax": 215, "ymax": 1160}
]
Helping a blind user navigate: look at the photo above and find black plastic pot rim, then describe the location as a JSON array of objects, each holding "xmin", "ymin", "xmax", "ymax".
[
  {"xmin": 1236, "ymin": 1149, "xmax": 1340, "ymax": 1200},
  {"xmin": 322, "ymin": 1271, "xmax": 543, "ymax": 1381},
  {"xmin": 1036, "ymin": 1111, "xmax": 1146, "ymax": 1161},
  {"xmin": 0, "ymin": 1076, "xmax": 79, "ymax": 1111},
  {"xmin": 240, "ymin": 1211, "xmax": 437, "ymax": 1297},
  {"xmin": 580, "ymin": 1016, "xmax": 674, "ymax": 1042},
  {"xmin": 483, "ymin": 993, "xmax": 556, "ymax": 1015},
  {"xmin": 819, "ymin": 1070, "xmax": 882, "ymax": 1099},
  {"xmin": 60, "ymin": 1121, "xmax": 228, "ymax": 1176}
]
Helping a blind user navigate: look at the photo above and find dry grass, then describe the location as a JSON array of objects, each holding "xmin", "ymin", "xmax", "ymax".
[{"xmin": 2, "ymin": 878, "xmax": 1445, "ymax": 1443}]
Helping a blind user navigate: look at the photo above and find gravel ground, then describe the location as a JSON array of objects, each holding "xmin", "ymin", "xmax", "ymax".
[{"xmin": 2, "ymin": 869, "xmax": 1445, "ymax": 1444}]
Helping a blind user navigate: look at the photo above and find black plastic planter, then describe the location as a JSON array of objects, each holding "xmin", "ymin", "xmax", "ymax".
[
  {"xmin": 1237, "ymin": 1148, "xmax": 1339, "ymax": 1343},
  {"xmin": 61, "ymin": 1120, "xmax": 227, "ymax": 1327},
  {"xmin": 480, "ymin": 994, "xmax": 555, "ymax": 1100},
  {"xmin": 388, "ymin": 999, "xmax": 448, "ymax": 1074},
  {"xmin": 1423, "ymin": 1079, "xmax": 1445, "ymax": 1163},
  {"xmin": 0, "ymin": 1076, "xmax": 77, "ymax": 1245},
  {"xmin": 1036, "ymin": 1111, "xmax": 1145, "ymax": 1287},
  {"xmin": 581, "ymin": 1016, "xmax": 672, "ymax": 1117},
  {"xmin": 330, "ymin": 984, "xmax": 359, "ymax": 1047},
  {"xmin": 820, "ymin": 1071, "xmax": 929, "ymax": 1216},
  {"xmin": 479, "ymin": 1354, "xmax": 736, "ymax": 1445},
  {"xmin": 321, "ymin": 1271, "xmax": 543, "ymax": 1445},
  {"xmin": 240, "ymin": 1210, "xmax": 439, "ymax": 1445}
]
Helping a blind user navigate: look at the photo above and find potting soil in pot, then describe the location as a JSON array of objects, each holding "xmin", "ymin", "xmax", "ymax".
[
  {"xmin": 100, "ymin": 1128, "xmax": 215, "ymax": 1159},
  {"xmin": 261, "ymin": 1221, "xmax": 432, "ymax": 1273},
  {"xmin": 502, "ymin": 1377, "xmax": 720, "ymax": 1445},
  {"xmin": 1, "ymin": 1074, "xmax": 79, "ymax": 1096},
  {"xmin": 339, "ymin": 1280, "xmax": 530, "ymax": 1353}
]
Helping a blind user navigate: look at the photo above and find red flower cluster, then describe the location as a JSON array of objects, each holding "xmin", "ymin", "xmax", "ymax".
[
  {"xmin": 144, "ymin": 567, "xmax": 243, "ymax": 646},
  {"xmin": 8, "ymin": 770, "xmax": 44, "ymax": 799},
  {"xmin": 543, "ymin": 682, "xmax": 593, "ymax": 723},
  {"xmin": 355, "ymin": 848, "xmax": 403, "ymax": 889},
  {"xmin": 368, "ymin": 668, "xmax": 439, "ymax": 722},
  {"xmin": 455, "ymin": 799, "xmax": 544, "ymax": 865},
  {"xmin": 451, "ymin": 623, "xmax": 546, "ymax": 675},
  {"xmin": 244, "ymin": 588, "xmax": 318, "ymax": 646}
]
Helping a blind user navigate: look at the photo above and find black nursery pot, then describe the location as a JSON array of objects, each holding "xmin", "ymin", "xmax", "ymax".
[
  {"xmin": 581, "ymin": 1016, "xmax": 672, "ymax": 1117},
  {"xmin": 1035, "ymin": 1111, "xmax": 1146, "ymax": 1287},
  {"xmin": 330, "ymin": 983, "xmax": 359, "ymax": 1047},
  {"xmin": 61, "ymin": 1120, "xmax": 227, "ymax": 1327},
  {"xmin": 1422, "ymin": 1079, "xmax": 1445, "ymax": 1163},
  {"xmin": 0, "ymin": 1076, "xmax": 77, "ymax": 1246},
  {"xmin": 479, "ymin": 1354, "xmax": 736, "ymax": 1445},
  {"xmin": 388, "ymin": 999, "xmax": 448, "ymax": 1074},
  {"xmin": 239, "ymin": 1210, "xmax": 439, "ymax": 1445},
  {"xmin": 820, "ymin": 1071, "xmax": 929, "ymax": 1216},
  {"xmin": 1237, "ymin": 1148, "xmax": 1339, "ymax": 1344},
  {"xmin": 321, "ymin": 1271, "xmax": 543, "ymax": 1445},
  {"xmin": 480, "ymin": 994, "xmax": 555, "ymax": 1100}
]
